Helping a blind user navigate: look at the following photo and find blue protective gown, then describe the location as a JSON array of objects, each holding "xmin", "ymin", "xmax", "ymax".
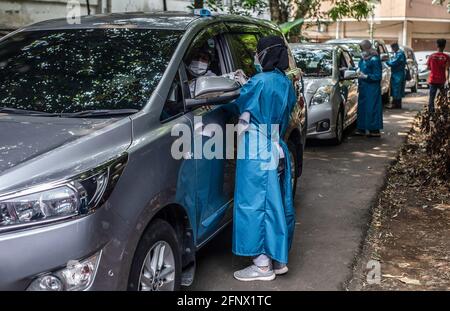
[
  {"xmin": 386, "ymin": 50, "xmax": 406, "ymax": 100},
  {"xmin": 357, "ymin": 55, "xmax": 383, "ymax": 131},
  {"xmin": 232, "ymin": 68, "xmax": 297, "ymax": 264}
]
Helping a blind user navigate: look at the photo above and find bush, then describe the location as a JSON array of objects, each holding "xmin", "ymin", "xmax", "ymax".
[{"xmin": 420, "ymin": 87, "xmax": 450, "ymax": 181}]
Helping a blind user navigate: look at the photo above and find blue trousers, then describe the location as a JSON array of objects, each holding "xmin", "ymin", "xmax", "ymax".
[{"xmin": 428, "ymin": 84, "xmax": 444, "ymax": 113}]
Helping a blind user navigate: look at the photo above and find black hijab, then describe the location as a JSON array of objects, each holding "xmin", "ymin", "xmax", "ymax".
[{"xmin": 256, "ymin": 36, "xmax": 289, "ymax": 72}]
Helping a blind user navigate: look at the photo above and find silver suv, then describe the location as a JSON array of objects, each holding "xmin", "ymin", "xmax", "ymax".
[{"xmin": 0, "ymin": 12, "xmax": 306, "ymax": 291}]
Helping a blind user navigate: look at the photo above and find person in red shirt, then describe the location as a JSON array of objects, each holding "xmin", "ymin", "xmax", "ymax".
[{"xmin": 427, "ymin": 39, "xmax": 450, "ymax": 112}]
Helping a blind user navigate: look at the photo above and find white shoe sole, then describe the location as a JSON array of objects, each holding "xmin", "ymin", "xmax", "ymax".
[
  {"xmin": 274, "ymin": 266, "xmax": 289, "ymax": 275},
  {"xmin": 234, "ymin": 273, "xmax": 276, "ymax": 282}
]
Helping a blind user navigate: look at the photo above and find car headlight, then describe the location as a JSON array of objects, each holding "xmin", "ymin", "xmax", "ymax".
[
  {"xmin": 0, "ymin": 154, "xmax": 127, "ymax": 232},
  {"xmin": 311, "ymin": 86, "xmax": 332, "ymax": 106}
]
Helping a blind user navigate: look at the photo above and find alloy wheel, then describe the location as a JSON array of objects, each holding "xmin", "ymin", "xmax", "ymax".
[{"xmin": 138, "ymin": 241, "xmax": 176, "ymax": 291}]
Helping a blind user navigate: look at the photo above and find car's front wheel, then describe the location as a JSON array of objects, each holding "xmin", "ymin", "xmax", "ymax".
[
  {"xmin": 128, "ymin": 219, "xmax": 181, "ymax": 291},
  {"xmin": 331, "ymin": 109, "xmax": 344, "ymax": 145},
  {"xmin": 411, "ymin": 77, "xmax": 418, "ymax": 93},
  {"xmin": 382, "ymin": 88, "xmax": 391, "ymax": 105}
]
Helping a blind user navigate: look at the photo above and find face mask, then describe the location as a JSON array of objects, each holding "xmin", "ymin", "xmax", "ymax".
[{"xmin": 189, "ymin": 60, "xmax": 208, "ymax": 75}]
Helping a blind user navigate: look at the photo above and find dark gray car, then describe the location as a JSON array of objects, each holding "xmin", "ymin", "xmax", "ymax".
[{"xmin": 0, "ymin": 12, "xmax": 306, "ymax": 291}]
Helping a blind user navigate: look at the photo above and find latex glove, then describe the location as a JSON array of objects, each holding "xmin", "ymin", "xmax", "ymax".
[{"xmin": 358, "ymin": 71, "xmax": 368, "ymax": 79}]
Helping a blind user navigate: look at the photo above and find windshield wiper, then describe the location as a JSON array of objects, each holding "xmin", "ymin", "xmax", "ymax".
[
  {"xmin": 0, "ymin": 107, "xmax": 59, "ymax": 116},
  {"xmin": 61, "ymin": 109, "xmax": 139, "ymax": 118}
]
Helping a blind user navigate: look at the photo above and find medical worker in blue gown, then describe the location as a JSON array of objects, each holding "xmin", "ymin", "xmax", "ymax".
[
  {"xmin": 231, "ymin": 36, "xmax": 297, "ymax": 282},
  {"xmin": 356, "ymin": 40, "xmax": 383, "ymax": 138},
  {"xmin": 386, "ymin": 43, "xmax": 406, "ymax": 109}
]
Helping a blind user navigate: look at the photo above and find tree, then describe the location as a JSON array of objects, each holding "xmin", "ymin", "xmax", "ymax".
[
  {"xmin": 270, "ymin": 0, "xmax": 374, "ymax": 24},
  {"xmin": 431, "ymin": 0, "xmax": 450, "ymax": 13},
  {"xmin": 274, "ymin": 0, "xmax": 375, "ymax": 40}
]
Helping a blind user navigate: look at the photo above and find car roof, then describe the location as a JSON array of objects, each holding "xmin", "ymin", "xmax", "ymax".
[
  {"xmin": 18, "ymin": 11, "xmax": 278, "ymax": 32},
  {"xmin": 327, "ymin": 38, "xmax": 385, "ymax": 45},
  {"xmin": 289, "ymin": 43, "xmax": 336, "ymax": 51}
]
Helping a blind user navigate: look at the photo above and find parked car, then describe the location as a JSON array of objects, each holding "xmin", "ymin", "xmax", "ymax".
[
  {"xmin": 326, "ymin": 38, "xmax": 392, "ymax": 105},
  {"xmin": 415, "ymin": 51, "xmax": 434, "ymax": 88},
  {"xmin": 290, "ymin": 43, "xmax": 358, "ymax": 144},
  {"xmin": 0, "ymin": 12, "xmax": 307, "ymax": 291},
  {"xmin": 401, "ymin": 46, "xmax": 419, "ymax": 93}
]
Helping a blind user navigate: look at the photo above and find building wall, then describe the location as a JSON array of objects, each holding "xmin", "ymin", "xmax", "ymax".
[
  {"xmin": 304, "ymin": 0, "xmax": 450, "ymax": 51},
  {"xmin": 0, "ymin": 0, "xmax": 192, "ymax": 31}
]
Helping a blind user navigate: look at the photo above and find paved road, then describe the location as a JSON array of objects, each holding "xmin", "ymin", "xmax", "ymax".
[{"xmin": 188, "ymin": 92, "xmax": 426, "ymax": 291}]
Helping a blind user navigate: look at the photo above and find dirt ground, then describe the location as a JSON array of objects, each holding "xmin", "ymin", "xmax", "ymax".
[{"xmin": 348, "ymin": 110, "xmax": 450, "ymax": 291}]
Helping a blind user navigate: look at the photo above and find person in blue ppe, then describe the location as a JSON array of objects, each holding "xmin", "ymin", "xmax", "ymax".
[
  {"xmin": 355, "ymin": 40, "xmax": 383, "ymax": 138},
  {"xmin": 386, "ymin": 43, "xmax": 407, "ymax": 109},
  {"xmin": 231, "ymin": 36, "xmax": 297, "ymax": 281}
]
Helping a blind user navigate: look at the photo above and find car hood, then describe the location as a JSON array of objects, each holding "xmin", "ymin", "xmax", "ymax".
[
  {"xmin": 303, "ymin": 77, "xmax": 333, "ymax": 105},
  {"xmin": 0, "ymin": 114, "xmax": 132, "ymax": 193}
]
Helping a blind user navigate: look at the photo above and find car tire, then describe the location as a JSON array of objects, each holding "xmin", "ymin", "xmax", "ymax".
[
  {"xmin": 382, "ymin": 88, "xmax": 391, "ymax": 105},
  {"xmin": 411, "ymin": 78, "xmax": 418, "ymax": 93},
  {"xmin": 128, "ymin": 219, "xmax": 182, "ymax": 291},
  {"xmin": 331, "ymin": 108, "xmax": 344, "ymax": 145},
  {"xmin": 287, "ymin": 141, "xmax": 299, "ymax": 198}
]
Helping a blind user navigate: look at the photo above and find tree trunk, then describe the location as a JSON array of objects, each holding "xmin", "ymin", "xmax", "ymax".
[
  {"xmin": 194, "ymin": 0, "xmax": 203, "ymax": 9},
  {"xmin": 269, "ymin": 0, "xmax": 282, "ymax": 23}
]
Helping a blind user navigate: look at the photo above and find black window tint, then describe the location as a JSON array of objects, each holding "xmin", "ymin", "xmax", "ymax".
[
  {"xmin": 228, "ymin": 33, "xmax": 258, "ymax": 77},
  {"xmin": 292, "ymin": 48, "xmax": 333, "ymax": 77},
  {"xmin": 343, "ymin": 51, "xmax": 354, "ymax": 67},
  {"xmin": 160, "ymin": 73, "xmax": 183, "ymax": 122},
  {"xmin": 0, "ymin": 28, "xmax": 183, "ymax": 113}
]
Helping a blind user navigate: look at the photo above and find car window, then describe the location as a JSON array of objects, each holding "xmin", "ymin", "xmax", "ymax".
[
  {"xmin": 227, "ymin": 33, "xmax": 259, "ymax": 77},
  {"xmin": 183, "ymin": 24, "xmax": 227, "ymax": 98},
  {"xmin": 343, "ymin": 51, "xmax": 355, "ymax": 68},
  {"xmin": 0, "ymin": 28, "xmax": 183, "ymax": 114},
  {"xmin": 291, "ymin": 48, "xmax": 333, "ymax": 77},
  {"xmin": 160, "ymin": 72, "xmax": 183, "ymax": 122}
]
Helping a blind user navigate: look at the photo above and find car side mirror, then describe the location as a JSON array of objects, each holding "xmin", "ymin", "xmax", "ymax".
[
  {"xmin": 343, "ymin": 69, "xmax": 357, "ymax": 80},
  {"xmin": 380, "ymin": 53, "xmax": 389, "ymax": 62},
  {"xmin": 185, "ymin": 76, "xmax": 241, "ymax": 109}
]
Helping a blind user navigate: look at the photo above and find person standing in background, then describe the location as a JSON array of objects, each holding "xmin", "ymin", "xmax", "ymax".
[
  {"xmin": 355, "ymin": 40, "xmax": 383, "ymax": 137},
  {"xmin": 427, "ymin": 39, "xmax": 450, "ymax": 113},
  {"xmin": 386, "ymin": 43, "xmax": 407, "ymax": 109}
]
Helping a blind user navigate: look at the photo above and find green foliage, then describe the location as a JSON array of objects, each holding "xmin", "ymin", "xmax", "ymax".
[
  {"xmin": 279, "ymin": 18, "xmax": 304, "ymax": 35},
  {"xmin": 188, "ymin": 0, "xmax": 267, "ymax": 16}
]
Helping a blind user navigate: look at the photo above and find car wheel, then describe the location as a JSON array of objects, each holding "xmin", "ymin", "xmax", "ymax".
[
  {"xmin": 287, "ymin": 141, "xmax": 299, "ymax": 198},
  {"xmin": 411, "ymin": 78, "xmax": 418, "ymax": 93},
  {"xmin": 331, "ymin": 109, "xmax": 344, "ymax": 145},
  {"xmin": 128, "ymin": 219, "xmax": 181, "ymax": 291},
  {"xmin": 382, "ymin": 88, "xmax": 391, "ymax": 105}
]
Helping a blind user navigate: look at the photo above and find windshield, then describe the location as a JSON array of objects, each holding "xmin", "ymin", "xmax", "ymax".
[
  {"xmin": 292, "ymin": 48, "xmax": 333, "ymax": 77},
  {"xmin": 0, "ymin": 28, "xmax": 183, "ymax": 114}
]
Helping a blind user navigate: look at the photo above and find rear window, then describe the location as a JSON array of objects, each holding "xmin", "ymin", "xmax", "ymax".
[
  {"xmin": 0, "ymin": 28, "xmax": 183, "ymax": 113},
  {"xmin": 291, "ymin": 48, "xmax": 333, "ymax": 77}
]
